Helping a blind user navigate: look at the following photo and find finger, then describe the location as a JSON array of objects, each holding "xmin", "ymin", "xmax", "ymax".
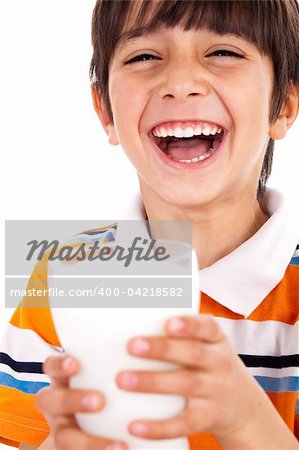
[
  {"xmin": 46, "ymin": 413, "xmax": 77, "ymax": 436},
  {"xmin": 37, "ymin": 386, "xmax": 105, "ymax": 416},
  {"xmin": 165, "ymin": 315, "xmax": 225, "ymax": 343},
  {"xmin": 43, "ymin": 355, "xmax": 78, "ymax": 387},
  {"xmin": 54, "ymin": 425, "xmax": 128, "ymax": 450},
  {"xmin": 128, "ymin": 409, "xmax": 205, "ymax": 440},
  {"xmin": 116, "ymin": 369, "xmax": 212, "ymax": 398},
  {"xmin": 127, "ymin": 336, "xmax": 215, "ymax": 369}
]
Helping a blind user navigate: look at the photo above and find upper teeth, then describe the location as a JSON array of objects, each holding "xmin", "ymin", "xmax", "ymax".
[{"xmin": 152, "ymin": 124, "xmax": 223, "ymax": 138}]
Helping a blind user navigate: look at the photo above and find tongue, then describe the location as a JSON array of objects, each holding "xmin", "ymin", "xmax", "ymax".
[{"xmin": 166, "ymin": 137, "xmax": 212, "ymax": 160}]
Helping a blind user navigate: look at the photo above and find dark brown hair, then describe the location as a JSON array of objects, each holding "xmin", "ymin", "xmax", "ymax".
[{"xmin": 90, "ymin": 0, "xmax": 299, "ymax": 200}]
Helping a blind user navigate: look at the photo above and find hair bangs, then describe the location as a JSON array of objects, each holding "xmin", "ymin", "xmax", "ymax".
[{"xmin": 112, "ymin": 0, "xmax": 277, "ymax": 59}]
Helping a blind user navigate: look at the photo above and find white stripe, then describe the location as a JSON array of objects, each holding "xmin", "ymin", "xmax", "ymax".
[
  {"xmin": 1, "ymin": 323, "xmax": 62, "ymax": 363},
  {"xmin": 247, "ymin": 366, "xmax": 299, "ymax": 379},
  {"xmin": 214, "ymin": 317, "xmax": 299, "ymax": 356},
  {"xmin": 0, "ymin": 363, "xmax": 50, "ymax": 383},
  {"xmin": 293, "ymin": 249, "xmax": 299, "ymax": 258}
]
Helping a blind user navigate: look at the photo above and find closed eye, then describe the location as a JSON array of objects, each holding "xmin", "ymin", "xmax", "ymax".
[
  {"xmin": 207, "ymin": 49, "xmax": 244, "ymax": 58},
  {"xmin": 125, "ymin": 49, "xmax": 244, "ymax": 65},
  {"xmin": 125, "ymin": 53, "xmax": 161, "ymax": 64}
]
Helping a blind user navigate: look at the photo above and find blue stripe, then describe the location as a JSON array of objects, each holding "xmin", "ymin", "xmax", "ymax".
[
  {"xmin": 290, "ymin": 256, "xmax": 299, "ymax": 266},
  {"xmin": 255, "ymin": 375, "xmax": 299, "ymax": 393},
  {"xmin": 0, "ymin": 371, "xmax": 49, "ymax": 394}
]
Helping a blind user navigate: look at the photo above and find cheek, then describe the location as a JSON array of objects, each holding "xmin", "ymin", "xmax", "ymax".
[
  {"xmin": 109, "ymin": 76, "xmax": 147, "ymax": 143},
  {"xmin": 224, "ymin": 72, "xmax": 269, "ymax": 123},
  {"xmin": 108, "ymin": 76, "xmax": 151, "ymax": 170},
  {"xmin": 221, "ymin": 70, "xmax": 271, "ymax": 152}
]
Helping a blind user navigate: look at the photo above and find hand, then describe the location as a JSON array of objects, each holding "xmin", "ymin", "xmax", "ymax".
[
  {"xmin": 116, "ymin": 315, "xmax": 276, "ymax": 447},
  {"xmin": 37, "ymin": 355, "xmax": 128, "ymax": 450}
]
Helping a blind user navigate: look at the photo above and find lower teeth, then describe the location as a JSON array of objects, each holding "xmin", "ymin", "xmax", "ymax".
[{"xmin": 167, "ymin": 147, "xmax": 216, "ymax": 163}]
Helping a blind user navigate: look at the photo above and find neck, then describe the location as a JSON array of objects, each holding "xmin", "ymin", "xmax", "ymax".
[{"xmin": 139, "ymin": 183, "xmax": 269, "ymax": 269}]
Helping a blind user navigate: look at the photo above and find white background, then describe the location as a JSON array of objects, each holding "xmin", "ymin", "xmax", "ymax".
[{"xmin": 1, "ymin": 1, "xmax": 298, "ymax": 448}]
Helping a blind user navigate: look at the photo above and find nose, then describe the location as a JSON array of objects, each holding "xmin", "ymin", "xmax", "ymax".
[{"xmin": 159, "ymin": 61, "xmax": 210, "ymax": 101}]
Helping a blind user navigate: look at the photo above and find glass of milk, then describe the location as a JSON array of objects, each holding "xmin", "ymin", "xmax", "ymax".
[{"xmin": 49, "ymin": 239, "xmax": 200, "ymax": 449}]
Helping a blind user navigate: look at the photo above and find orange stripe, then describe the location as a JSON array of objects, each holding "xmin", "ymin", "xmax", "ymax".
[
  {"xmin": 267, "ymin": 391, "xmax": 297, "ymax": 432},
  {"xmin": 9, "ymin": 257, "xmax": 61, "ymax": 348},
  {"xmin": 0, "ymin": 386, "xmax": 49, "ymax": 447},
  {"xmin": 188, "ymin": 431, "xmax": 221, "ymax": 449},
  {"xmin": 0, "ymin": 436, "xmax": 19, "ymax": 447},
  {"xmin": 200, "ymin": 292, "xmax": 242, "ymax": 319},
  {"xmin": 249, "ymin": 265, "xmax": 299, "ymax": 324}
]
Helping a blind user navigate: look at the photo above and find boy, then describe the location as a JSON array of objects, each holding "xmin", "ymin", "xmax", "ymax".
[{"xmin": 1, "ymin": 0, "xmax": 299, "ymax": 449}]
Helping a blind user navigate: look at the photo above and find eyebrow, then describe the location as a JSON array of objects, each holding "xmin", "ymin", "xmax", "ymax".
[{"xmin": 115, "ymin": 26, "xmax": 164, "ymax": 53}]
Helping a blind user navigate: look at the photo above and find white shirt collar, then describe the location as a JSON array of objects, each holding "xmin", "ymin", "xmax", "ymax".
[{"xmin": 115, "ymin": 189, "xmax": 298, "ymax": 318}]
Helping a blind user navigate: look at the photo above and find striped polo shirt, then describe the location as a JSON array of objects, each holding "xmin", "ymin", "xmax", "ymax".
[{"xmin": 0, "ymin": 188, "xmax": 298, "ymax": 449}]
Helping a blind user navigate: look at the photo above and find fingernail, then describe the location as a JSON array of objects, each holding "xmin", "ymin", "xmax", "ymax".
[
  {"xmin": 62, "ymin": 356, "xmax": 75, "ymax": 372},
  {"xmin": 119, "ymin": 371, "xmax": 138, "ymax": 388},
  {"xmin": 106, "ymin": 442, "xmax": 124, "ymax": 450},
  {"xmin": 81, "ymin": 394, "xmax": 100, "ymax": 410},
  {"xmin": 168, "ymin": 317, "xmax": 185, "ymax": 332},
  {"xmin": 130, "ymin": 422, "xmax": 148, "ymax": 436},
  {"xmin": 131, "ymin": 338, "xmax": 150, "ymax": 355}
]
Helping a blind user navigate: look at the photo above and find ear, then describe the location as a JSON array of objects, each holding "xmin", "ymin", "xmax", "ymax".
[
  {"xmin": 269, "ymin": 84, "xmax": 299, "ymax": 140},
  {"xmin": 91, "ymin": 84, "xmax": 119, "ymax": 146}
]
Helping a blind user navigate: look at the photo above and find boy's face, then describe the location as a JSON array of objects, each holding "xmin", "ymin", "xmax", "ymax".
[{"xmin": 104, "ymin": 26, "xmax": 276, "ymax": 208}]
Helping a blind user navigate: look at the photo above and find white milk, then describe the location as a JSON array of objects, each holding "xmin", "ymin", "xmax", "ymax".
[{"xmin": 49, "ymin": 244, "xmax": 200, "ymax": 449}]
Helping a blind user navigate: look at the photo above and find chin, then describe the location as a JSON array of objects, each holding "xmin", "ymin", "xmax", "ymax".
[{"xmin": 159, "ymin": 187, "xmax": 221, "ymax": 211}]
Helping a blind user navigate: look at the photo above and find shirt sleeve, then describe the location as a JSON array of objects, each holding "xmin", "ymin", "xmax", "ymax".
[{"xmin": 0, "ymin": 256, "xmax": 63, "ymax": 448}]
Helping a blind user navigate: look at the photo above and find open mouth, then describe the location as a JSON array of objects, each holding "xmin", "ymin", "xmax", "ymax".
[{"xmin": 150, "ymin": 123, "xmax": 225, "ymax": 164}]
